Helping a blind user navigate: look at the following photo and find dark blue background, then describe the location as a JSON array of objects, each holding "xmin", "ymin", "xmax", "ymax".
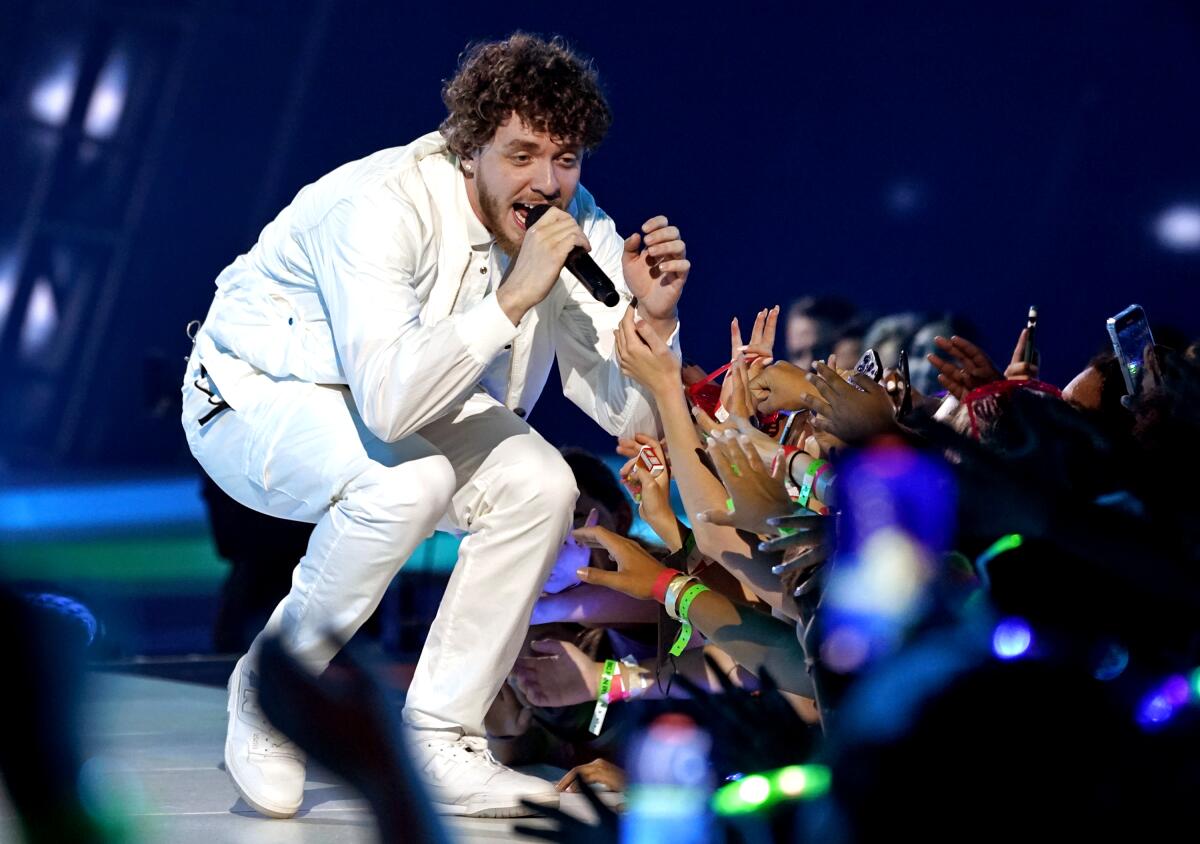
[{"xmin": 4, "ymin": 0, "xmax": 1199, "ymax": 468}]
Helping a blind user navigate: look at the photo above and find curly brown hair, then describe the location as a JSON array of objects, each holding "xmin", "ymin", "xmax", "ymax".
[{"xmin": 439, "ymin": 33, "xmax": 612, "ymax": 158}]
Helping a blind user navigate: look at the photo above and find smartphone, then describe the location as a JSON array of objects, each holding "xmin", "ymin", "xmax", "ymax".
[
  {"xmin": 1106, "ymin": 304, "xmax": 1155, "ymax": 398},
  {"xmin": 898, "ymin": 349, "xmax": 913, "ymax": 416},
  {"xmin": 854, "ymin": 348, "xmax": 883, "ymax": 382},
  {"xmin": 777, "ymin": 409, "xmax": 803, "ymax": 445},
  {"xmin": 638, "ymin": 444, "xmax": 665, "ymax": 477},
  {"xmin": 1023, "ymin": 305, "xmax": 1038, "ymax": 366}
]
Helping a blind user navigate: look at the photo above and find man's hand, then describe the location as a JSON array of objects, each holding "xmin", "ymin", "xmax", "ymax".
[
  {"xmin": 623, "ymin": 215, "xmax": 688, "ymax": 339},
  {"xmin": 497, "ymin": 207, "xmax": 590, "ymax": 325}
]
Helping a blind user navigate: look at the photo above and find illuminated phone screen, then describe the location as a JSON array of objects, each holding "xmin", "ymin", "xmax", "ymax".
[{"xmin": 1107, "ymin": 305, "xmax": 1154, "ymax": 397}]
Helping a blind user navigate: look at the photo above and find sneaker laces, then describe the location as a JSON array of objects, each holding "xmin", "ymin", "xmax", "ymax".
[
  {"xmin": 442, "ymin": 736, "xmax": 504, "ymax": 770},
  {"xmin": 241, "ymin": 679, "xmax": 300, "ymax": 757}
]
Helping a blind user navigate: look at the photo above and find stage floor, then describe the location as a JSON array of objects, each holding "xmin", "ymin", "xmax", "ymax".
[{"xmin": 0, "ymin": 671, "xmax": 611, "ymax": 843}]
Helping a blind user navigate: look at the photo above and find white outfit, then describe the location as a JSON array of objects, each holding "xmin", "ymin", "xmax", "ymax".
[{"xmin": 182, "ymin": 131, "xmax": 676, "ymax": 737}]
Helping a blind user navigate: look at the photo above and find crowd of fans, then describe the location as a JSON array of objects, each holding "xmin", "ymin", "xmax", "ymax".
[{"xmin": 460, "ymin": 295, "xmax": 1200, "ymax": 840}]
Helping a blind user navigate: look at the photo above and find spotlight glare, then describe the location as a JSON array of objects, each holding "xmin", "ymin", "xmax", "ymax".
[
  {"xmin": 30, "ymin": 60, "xmax": 78, "ymax": 125},
  {"xmin": 1093, "ymin": 643, "xmax": 1129, "ymax": 682},
  {"xmin": 777, "ymin": 766, "xmax": 807, "ymax": 797},
  {"xmin": 992, "ymin": 618, "xmax": 1033, "ymax": 660},
  {"xmin": 738, "ymin": 775, "xmax": 770, "ymax": 806},
  {"xmin": 84, "ymin": 53, "xmax": 128, "ymax": 139},
  {"xmin": 1137, "ymin": 693, "xmax": 1174, "ymax": 728},
  {"xmin": 1162, "ymin": 676, "xmax": 1190, "ymax": 708},
  {"xmin": 1190, "ymin": 667, "xmax": 1200, "ymax": 702},
  {"xmin": 19, "ymin": 277, "xmax": 59, "ymax": 356},
  {"xmin": 1154, "ymin": 204, "xmax": 1200, "ymax": 252}
]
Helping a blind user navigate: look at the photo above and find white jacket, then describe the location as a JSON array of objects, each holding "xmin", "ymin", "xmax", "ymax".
[{"xmin": 194, "ymin": 132, "xmax": 676, "ymax": 442}]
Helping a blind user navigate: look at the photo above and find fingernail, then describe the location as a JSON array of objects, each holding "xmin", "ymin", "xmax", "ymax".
[
  {"xmin": 576, "ymin": 568, "xmax": 588, "ymax": 578},
  {"xmin": 695, "ymin": 512, "xmax": 709, "ymax": 522}
]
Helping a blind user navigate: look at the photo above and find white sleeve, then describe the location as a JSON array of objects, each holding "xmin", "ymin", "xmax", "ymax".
[
  {"xmin": 305, "ymin": 191, "xmax": 517, "ymax": 442},
  {"xmin": 552, "ymin": 210, "xmax": 681, "ymax": 438}
]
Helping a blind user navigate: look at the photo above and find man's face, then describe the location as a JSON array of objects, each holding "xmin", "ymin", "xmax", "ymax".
[
  {"xmin": 463, "ymin": 115, "xmax": 583, "ymax": 256},
  {"xmin": 787, "ymin": 315, "xmax": 818, "ymax": 368}
]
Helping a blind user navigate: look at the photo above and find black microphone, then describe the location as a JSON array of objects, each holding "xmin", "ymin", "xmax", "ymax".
[{"xmin": 525, "ymin": 204, "xmax": 620, "ymax": 307}]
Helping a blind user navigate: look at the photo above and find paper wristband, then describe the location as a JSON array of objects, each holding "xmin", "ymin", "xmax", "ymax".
[
  {"xmin": 603, "ymin": 669, "xmax": 627, "ymax": 704},
  {"xmin": 668, "ymin": 584, "xmax": 711, "ymax": 656},
  {"xmin": 665, "ymin": 575, "xmax": 697, "ymax": 621},
  {"xmin": 652, "ymin": 568, "xmax": 683, "ymax": 605},
  {"xmin": 677, "ymin": 583, "xmax": 710, "ymax": 622},
  {"xmin": 589, "ymin": 659, "xmax": 618, "ymax": 735},
  {"xmin": 798, "ymin": 459, "xmax": 828, "ymax": 508}
]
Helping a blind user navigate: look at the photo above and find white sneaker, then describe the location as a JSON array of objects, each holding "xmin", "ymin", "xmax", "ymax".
[
  {"xmin": 414, "ymin": 735, "xmax": 559, "ymax": 818},
  {"xmin": 224, "ymin": 654, "xmax": 306, "ymax": 818}
]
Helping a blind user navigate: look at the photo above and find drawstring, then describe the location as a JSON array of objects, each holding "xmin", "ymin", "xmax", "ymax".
[
  {"xmin": 185, "ymin": 319, "xmax": 230, "ymax": 425},
  {"xmin": 194, "ymin": 365, "xmax": 231, "ymax": 425}
]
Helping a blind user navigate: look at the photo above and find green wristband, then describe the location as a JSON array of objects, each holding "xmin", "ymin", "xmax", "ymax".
[
  {"xmin": 589, "ymin": 659, "xmax": 618, "ymax": 735},
  {"xmin": 798, "ymin": 459, "xmax": 828, "ymax": 508}
]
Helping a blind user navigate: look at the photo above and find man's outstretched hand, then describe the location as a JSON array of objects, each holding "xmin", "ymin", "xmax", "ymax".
[{"xmin": 623, "ymin": 215, "xmax": 688, "ymax": 339}]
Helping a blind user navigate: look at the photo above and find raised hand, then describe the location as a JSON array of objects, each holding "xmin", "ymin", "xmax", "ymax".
[
  {"xmin": 730, "ymin": 306, "xmax": 780, "ymax": 362},
  {"xmin": 750, "ymin": 360, "xmax": 821, "ymax": 415},
  {"xmin": 1003, "ymin": 327, "xmax": 1040, "ymax": 380},
  {"xmin": 927, "ymin": 335, "xmax": 1004, "ymax": 400},
  {"xmin": 572, "ymin": 525, "xmax": 668, "ymax": 599},
  {"xmin": 614, "ymin": 305, "xmax": 682, "ymax": 397},
  {"xmin": 799, "ymin": 361, "xmax": 899, "ymax": 443},
  {"xmin": 721, "ymin": 357, "xmax": 756, "ymax": 421},
  {"xmin": 618, "ymin": 436, "xmax": 683, "ymax": 549},
  {"xmin": 623, "ymin": 216, "xmax": 688, "ymax": 337},
  {"xmin": 696, "ymin": 431, "xmax": 792, "ymax": 534}
]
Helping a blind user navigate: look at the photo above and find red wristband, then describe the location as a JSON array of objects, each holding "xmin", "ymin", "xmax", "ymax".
[
  {"xmin": 652, "ymin": 568, "xmax": 682, "ymax": 604},
  {"xmin": 606, "ymin": 671, "xmax": 628, "ymax": 703},
  {"xmin": 772, "ymin": 444, "xmax": 799, "ymax": 476}
]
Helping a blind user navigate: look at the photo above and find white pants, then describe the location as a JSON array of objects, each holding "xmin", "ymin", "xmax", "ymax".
[{"xmin": 182, "ymin": 351, "xmax": 576, "ymax": 736}]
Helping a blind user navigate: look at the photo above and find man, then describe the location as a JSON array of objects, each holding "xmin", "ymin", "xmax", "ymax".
[{"xmin": 181, "ymin": 34, "xmax": 687, "ymax": 819}]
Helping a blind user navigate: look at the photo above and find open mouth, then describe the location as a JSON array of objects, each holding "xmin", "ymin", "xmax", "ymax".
[{"xmin": 512, "ymin": 202, "xmax": 550, "ymax": 231}]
